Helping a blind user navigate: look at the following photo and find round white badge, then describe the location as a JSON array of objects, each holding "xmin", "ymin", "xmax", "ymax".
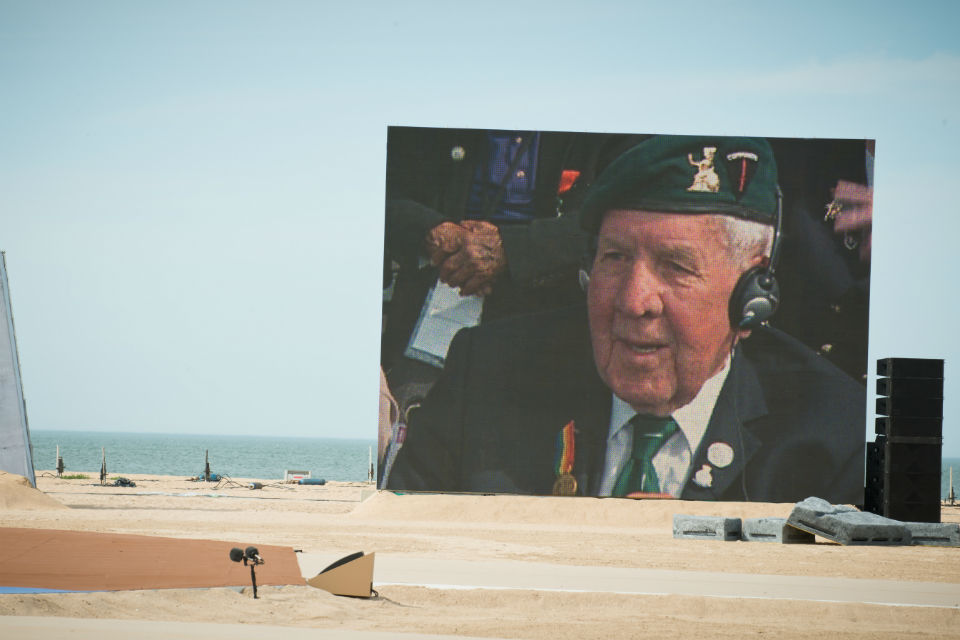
[{"xmin": 707, "ymin": 442, "xmax": 735, "ymax": 468}]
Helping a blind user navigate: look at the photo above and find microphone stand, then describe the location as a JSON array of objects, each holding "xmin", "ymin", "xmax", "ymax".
[
  {"xmin": 244, "ymin": 556, "xmax": 260, "ymax": 599},
  {"xmin": 232, "ymin": 546, "xmax": 264, "ymax": 599}
]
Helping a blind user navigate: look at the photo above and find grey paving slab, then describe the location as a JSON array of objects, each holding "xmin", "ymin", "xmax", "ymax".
[
  {"xmin": 905, "ymin": 522, "xmax": 960, "ymax": 547},
  {"xmin": 742, "ymin": 517, "xmax": 815, "ymax": 543},
  {"xmin": 787, "ymin": 497, "xmax": 911, "ymax": 546},
  {"xmin": 672, "ymin": 514, "xmax": 741, "ymax": 540}
]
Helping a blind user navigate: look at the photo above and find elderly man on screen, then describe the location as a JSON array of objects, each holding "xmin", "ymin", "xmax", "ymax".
[{"xmin": 387, "ymin": 136, "xmax": 865, "ymax": 503}]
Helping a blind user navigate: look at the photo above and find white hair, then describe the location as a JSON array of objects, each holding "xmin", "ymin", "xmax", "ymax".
[
  {"xmin": 714, "ymin": 216, "xmax": 774, "ymax": 271},
  {"xmin": 587, "ymin": 211, "xmax": 775, "ymax": 272}
]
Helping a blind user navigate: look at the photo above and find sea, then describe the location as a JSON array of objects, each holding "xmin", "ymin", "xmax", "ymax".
[
  {"xmin": 28, "ymin": 429, "xmax": 960, "ymax": 500},
  {"xmin": 29, "ymin": 429, "xmax": 377, "ymax": 482}
]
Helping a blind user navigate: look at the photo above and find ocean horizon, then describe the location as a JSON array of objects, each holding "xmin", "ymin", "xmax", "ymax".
[
  {"xmin": 28, "ymin": 429, "xmax": 960, "ymax": 500},
  {"xmin": 29, "ymin": 429, "xmax": 377, "ymax": 483}
]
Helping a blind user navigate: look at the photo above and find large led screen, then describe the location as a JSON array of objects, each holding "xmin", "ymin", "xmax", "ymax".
[{"xmin": 380, "ymin": 127, "xmax": 872, "ymax": 504}]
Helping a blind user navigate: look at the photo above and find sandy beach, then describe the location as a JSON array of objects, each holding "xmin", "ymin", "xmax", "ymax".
[{"xmin": 2, "ymin": 470, "xmax": 959, "ymax": 639}]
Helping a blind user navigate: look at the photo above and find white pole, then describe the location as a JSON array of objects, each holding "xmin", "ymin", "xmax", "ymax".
[{"xmin": 950, "ymin": 466, "xmax": 955, "ymax": 504}]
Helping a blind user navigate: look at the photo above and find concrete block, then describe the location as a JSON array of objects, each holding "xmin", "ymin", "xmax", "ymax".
[
  {"xmin": 905, "ymin": 522, "xmax": 960, "ymax": 547},
  {"xmin": 787, "ymin": 497, "xmax": 911, "ymax": 546},
  {"xmin": 673, "ymin": 515, "xmax": 741, "ymax": 541},
  {"xmin": 742, "ymin": 517, "xmax": 815, "ymax": 544}
]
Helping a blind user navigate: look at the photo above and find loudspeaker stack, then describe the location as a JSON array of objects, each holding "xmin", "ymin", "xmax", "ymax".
[{"xmin": 868, "ymin": 357, "xmax": 944, "ymax": 523}]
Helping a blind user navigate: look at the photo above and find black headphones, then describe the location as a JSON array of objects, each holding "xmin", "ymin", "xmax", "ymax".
[
  {"xmin": 579, "ymin": 185, "xmax": 783, "ymax": 331},
  {"xmin": 727, "ymin": 185, "xmax": 782, "ymax": 330}
]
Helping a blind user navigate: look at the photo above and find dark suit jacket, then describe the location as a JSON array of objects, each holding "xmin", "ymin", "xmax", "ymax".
[{"xmin": 387, "ymin": 306, "xmax": 866, "ymax": 504}]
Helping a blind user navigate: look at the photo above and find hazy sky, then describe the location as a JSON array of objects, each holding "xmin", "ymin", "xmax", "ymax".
[{"xmin": 2, "ymin": 2, "xmax": 959, "ymax": 454}]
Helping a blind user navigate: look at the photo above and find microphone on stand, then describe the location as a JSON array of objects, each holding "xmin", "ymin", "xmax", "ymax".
[{"xmin": 229, "ymin": 545, "xmax": 266, "ymax": 598}]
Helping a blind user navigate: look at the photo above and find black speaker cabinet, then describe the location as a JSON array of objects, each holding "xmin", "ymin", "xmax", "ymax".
[
  {"xmin": 875, "ymin": 416, "xmax": 942, "ymax": 438},
  {"xmin": 883, "ymin": 495, "xmax": 941, "ymax": 524},
  {"xmin": 882, "ymin": 439, "xmax": 942, "ymax": 523},
  {"xmin": 872, "ymin": 357, "xmax": 945, "ymax": 523},
  {"xmin": 876, "ymin": 357, "xmax": 944, "ymax": 379},
  {"xmin": 876, "ymin": 396, "xmax": 944, "ymax": 418},
  {"xmin": 876, "ymin": 377, "xmax": 943, "ymax": 398},
  {"xmin": 863, "ymin": 438, "xmax": 885, "ymax": 515}
]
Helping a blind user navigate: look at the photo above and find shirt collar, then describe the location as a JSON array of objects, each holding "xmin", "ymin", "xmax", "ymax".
[{"xmin": 608, "ymin": 356, "xmax": 733, "ymax": 455}]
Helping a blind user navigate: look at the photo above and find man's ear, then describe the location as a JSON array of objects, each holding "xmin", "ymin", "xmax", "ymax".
[{"xmin": 748, "ymin": 253, "xmax": 767, "ymax": 270}]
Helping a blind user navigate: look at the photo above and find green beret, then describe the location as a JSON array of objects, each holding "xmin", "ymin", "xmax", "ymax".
[{"xmin": 580, "ymin": 135, "xmax": 779, "ymax": 233}]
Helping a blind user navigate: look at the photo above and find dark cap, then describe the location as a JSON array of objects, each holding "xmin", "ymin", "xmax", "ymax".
[{"xmin": 580, "ymin": 135, "xmax": 779, "ymax": 233}]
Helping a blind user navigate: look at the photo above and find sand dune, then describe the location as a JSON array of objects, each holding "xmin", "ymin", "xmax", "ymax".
[
  {"xmin": 1, "ymin": 471, "xmax": 959, "ymax": 639},
  {"xmin": 0, "ymin": 471, "xmax": 67, "ymax": 511}
]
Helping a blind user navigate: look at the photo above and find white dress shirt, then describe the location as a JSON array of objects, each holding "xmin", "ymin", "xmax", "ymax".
[{"xmin": 598, "ymin": 358, "xmax": 732, "ymax": 497}]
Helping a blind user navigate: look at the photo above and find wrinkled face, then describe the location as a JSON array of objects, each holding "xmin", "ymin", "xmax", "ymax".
[{"xmin": 587, "ymin": 210, "xmax": 747, "ymax": 416}]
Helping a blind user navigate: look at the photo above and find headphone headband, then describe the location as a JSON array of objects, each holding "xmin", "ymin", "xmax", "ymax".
[{"xmin": 728, "ymin": 185, "xmax": 782, "ymax": 329}]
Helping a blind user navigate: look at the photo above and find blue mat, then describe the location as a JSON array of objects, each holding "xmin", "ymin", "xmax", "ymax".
[{"xmin": 0, "ymin": 586, "xmax": 84, "ymax": 594}]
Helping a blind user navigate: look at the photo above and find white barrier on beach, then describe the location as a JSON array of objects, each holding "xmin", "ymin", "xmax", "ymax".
[{"xmin": 0, "ymin": 252, "xmax": 34, "ymax": 487}]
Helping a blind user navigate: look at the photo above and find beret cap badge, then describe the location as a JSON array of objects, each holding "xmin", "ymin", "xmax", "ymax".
[
  {"xmin": 726, "ymin": 150, "xmax": 760, "ymax": 198},
  {"xmin": 687, "ymin": 147, "xmax": 720, "ymax": 193}
]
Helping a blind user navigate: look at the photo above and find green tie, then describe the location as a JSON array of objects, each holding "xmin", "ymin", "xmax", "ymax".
[{"xmin": 612, "ymin": 415, "xmax": 679, "ymax": 497}]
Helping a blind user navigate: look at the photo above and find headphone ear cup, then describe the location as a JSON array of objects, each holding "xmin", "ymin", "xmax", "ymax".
[{"xmin": 729, "ymin": 267, "xmax": 780, "ymax": 329}]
